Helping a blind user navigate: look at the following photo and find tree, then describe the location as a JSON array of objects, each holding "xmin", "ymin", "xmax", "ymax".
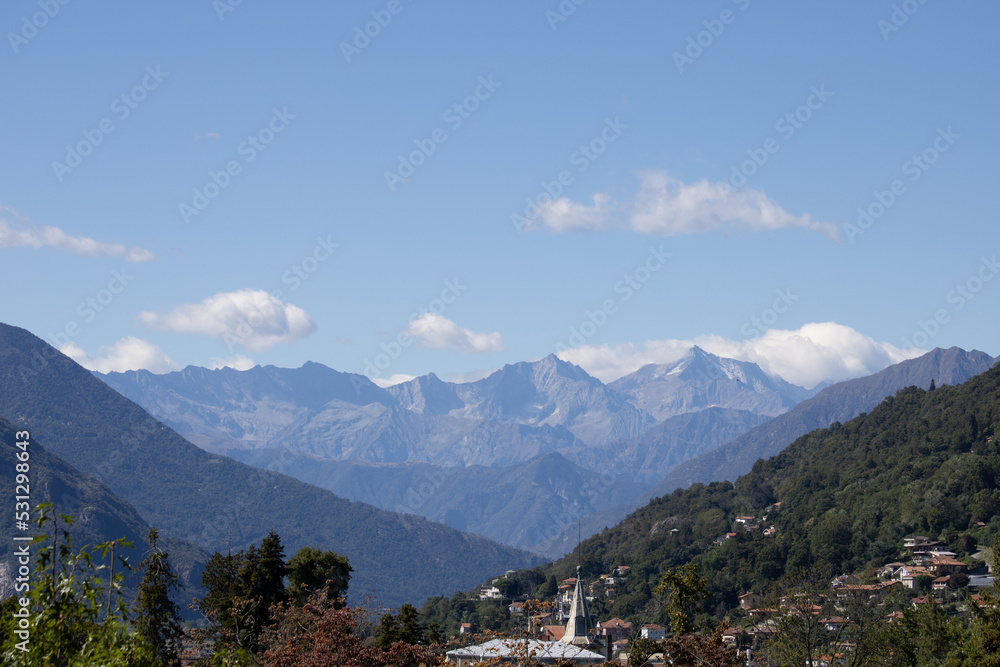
[
  {"xmin": 963, "ymin": 537, "xmax": 1000, "ymax": 666},
  {"xmin": 654, "ymin": 562, "xmax": 708, "ymax": 636},
  {"xmin": 375, "ymin": 612, "xmax": 402, "ymax": 651},
  {"xmin": 536, "ymin": 574, "xmax": 558, "ymax": 599},
  {"xmin": 263, "ymin": 590, "xmax": 445, "ymax": 667},
  {"xmin": 901, "ymin": 597, "xmax": 967, "ymax": 664},
  {"xmin": 658, "ymin": 623, "xmax": 743, "ymax": 667},
  {"xmin": 494, "ymin": 576, "xmax": 518, "ymax": 599},
  {"xmin": 132, "ymin": 528, "xmax": 183, "ymax": 666},
  {"xmin": 375, "ymin": 604, "xmax": 426, "ymax": 649},
  {"xmin": 0, "ymin": 504, "xmax": 155, "ymax": 666},
  {"xmin": 287, "ymin": 546, "xmax": 352, "ymax": 606},
  {"xmin": 198, "ymin": 531, "xmax": 289, "ymax": 655}
]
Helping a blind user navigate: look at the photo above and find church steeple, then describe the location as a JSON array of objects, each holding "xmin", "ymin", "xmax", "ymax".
[{"xmin": 560, "ymin": 565, "xmax": 594, "ymax": 645}]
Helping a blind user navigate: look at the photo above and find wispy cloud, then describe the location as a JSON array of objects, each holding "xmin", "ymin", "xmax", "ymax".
[
  {"xmin": 139, "ymin": 289, "xmax": 316, "ymax": 353},
  {"xmin": 61, "ymin": 337, "xmax": 179, "ymax": 374},
  {"xmin": 371, "ymin": 374, "xmax": 417, "ymax": 388},
  {"xmin": 556, "ymin": 322, "xmax": 920, "ymax": 389},
  {"xmin": 0, "ymin": 207, "xmax": 154, "ymax": 262},
  {"xmin": 404, "ymin": 313, "xmax": 505, "ymax": 354},
  {"xmin": 207, "ymin": 355, "xmax": 256, "ymax": 371},
  {"xmin": 527, "ymin": 171, "xmax": 840, "ymax": 241}
]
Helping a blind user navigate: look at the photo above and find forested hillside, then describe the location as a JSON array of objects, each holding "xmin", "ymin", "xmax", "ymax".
[{"xmin": 426, "ymin": 362, "xmax": 1000, "ymax": 631}]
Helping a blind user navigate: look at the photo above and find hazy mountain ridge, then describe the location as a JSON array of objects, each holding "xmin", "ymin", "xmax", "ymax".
[
  {"xmin": 227, "ymin": 449, "xmax": 643, "ymax": 549},
  {"xmin": 0, "ymin": 416, "xmax": 209, "ymax": 599},
  {"xmin": 390, "ymin": 354, "xmax": 657, "ymax": 446},
  {"xmin": 0, "ymin": 322, "xmax": 541, "ymax": 606},
  {"xmin": 95, "ymin": 350, "xmax": 829, "ymax": 553},
  {"xmin": 566, "ymin": 406, "xmax": 772, "ymax": 486}
]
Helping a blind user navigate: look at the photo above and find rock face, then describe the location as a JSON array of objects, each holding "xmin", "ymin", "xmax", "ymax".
[{"xmin": 610, "ymin": 346, "xmax": 814, "ymax": 422}]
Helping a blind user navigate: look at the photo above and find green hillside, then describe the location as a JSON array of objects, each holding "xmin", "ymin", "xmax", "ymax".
[
  {"xmin": 426, "ymin": 361, "xmax": 1000, "ymax": 629},
  {"xmin": 0, "ymin": 416, "xmax": 208, "ymax": 594}
]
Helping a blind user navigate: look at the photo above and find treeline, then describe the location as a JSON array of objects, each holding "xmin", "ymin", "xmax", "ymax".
[{"xmin": 0, "ymin": 505, "xmax": 447, "ymax": 666}]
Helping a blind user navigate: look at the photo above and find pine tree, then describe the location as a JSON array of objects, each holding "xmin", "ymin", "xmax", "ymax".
[
  {"xmin": 133, "ymin": 528, "xmax": 183, "ymax": 666},
  {"xmin": 287, "ymin": 546, "xmax": 352, "ymax": 606},
  {"xmin": 396, "ymin": 604, "xmax": 426, "ymax": 645},
  {"xmin": 199, "ymin": 532, "xmax": 289, "ymax": 655},
  {"xmin": 375, "ymin": 612, "xmax": 401, "ymax": 650}
]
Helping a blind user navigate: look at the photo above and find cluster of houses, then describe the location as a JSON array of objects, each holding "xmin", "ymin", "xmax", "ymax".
[
  {"xmin": 876, "ymin": 535, "xmax": 995, "ymax": 592},
  {"xmin": 720, "ymin": 535, "xmax": 997, "ymax": 658},
  {"xmin": 714, "ymin": 504, "xmax": 780, "ymax": 546},
  {"xmin": 451, "ymin": 533, "xmax": 995, "ymax": 664},
  {"xmin": 455, "ymin": 565, "xmax": 667, "ymax": 664}
]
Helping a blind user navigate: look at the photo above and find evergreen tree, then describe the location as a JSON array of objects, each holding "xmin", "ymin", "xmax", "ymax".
[
  {"xmin": 396, "ymin": 604, "xmax": 426, "ymax": 645},
  {"xmin": 287, "ymin": 545, "xmax": 352, "ymax": 606},
  {"xmin": 133, "ymin": 529, "xmax": 183, "ymax": 666},
  {"xmin": 375, "ymin": 612, "xmax": 401, "ymax": 650},
  {"xmin": 199, "ymin": 531, "xmax": 289, "ymax": 655},
  {"xmin": 198, "ymin": 550, "xmax": 243, "ymax": 636}
]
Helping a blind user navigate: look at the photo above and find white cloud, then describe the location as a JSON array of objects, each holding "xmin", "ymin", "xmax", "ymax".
[
  {"xmin": 139, "ymin": 289, "xmax": 316, "ymax": 353},
  {"xmin": 208, "ymin": 355, "xmax": 256, "ymax": 371},
  {"xmin": 403, "ymin": 314, "xmax": 505, "ymax": 354},
  {"xmin": 371, "ymin": 374, "xmax": 417, "ymax": 388},
  {"xmin": 556, "ymin": 322, "xmax": 922, "ymax": 389},
  {"xmin": 0, "ymin": 207, "xmax": 154, "ymax": 262},
  {"xmin": 530, "ymin": 171, "xmax": 840, "ymax": 241},
  {"xmin": 536, "ymin": 193, "xmax": 614, "ymax": 232},
  {"xmin": 61, "ymin": 337, "xmax": 179, "ymax": 374}
]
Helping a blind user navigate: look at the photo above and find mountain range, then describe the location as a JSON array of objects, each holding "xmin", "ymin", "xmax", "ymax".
[
  {"xmin": 2, "ymin": 317, "xmax": 994, "ymax": 610},
  {"xmin": 98, "ymin": 347, "xmax": 815, "ymax": 551},
  {"xmin": 0, "ymin": 322, "xmax": 540, "ymax": 607}
]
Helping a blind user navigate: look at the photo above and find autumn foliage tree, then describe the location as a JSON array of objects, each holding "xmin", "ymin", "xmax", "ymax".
[{"xmin": 263, "ymin": 589, "xmax": 445, "ymax": 667}]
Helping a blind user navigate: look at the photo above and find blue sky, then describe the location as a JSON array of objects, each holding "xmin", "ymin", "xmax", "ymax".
[{"xmin": 1, "ymin": 0, "xmax": 997, "ymax": 390}]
